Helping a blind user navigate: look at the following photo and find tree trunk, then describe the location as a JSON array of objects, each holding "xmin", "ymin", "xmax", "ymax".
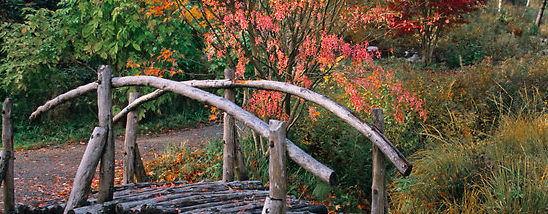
[
  {"xmin": 223, "ymin": 69, "xmax": 236, "ymax": 182},
  {"xmin": 2, "ymin": 98, "xmax": 15, "ymax": 213},
  {"xmin": 123, "ymin": 92, "xmax": 140, "ymax": 184},
  {"xmin": 97, "ymin": 65, "xmax": 115, "ymax": 202},
  {"xmin": 64, "ymin": 127, "xmax": 107, "ymax": 214},
  {"xmin": 262, "ymin": 120, "xmax": 287, "ymax": 214},
  {"xmin": 370, "ymin": 109, "xmax": 386, "ymax": 214},
  {"xmin": 536, "ymin": 0, "xmax": 547, "ymax": 26}
]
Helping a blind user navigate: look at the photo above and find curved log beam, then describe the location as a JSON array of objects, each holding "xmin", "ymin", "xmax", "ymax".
[
  {"xmin": 30, "ymin": 77, "xmax": 411, "ymax": 176},
  {"xmin": 112, "ymin": 78, "xmax": 411, "ymax": 176},
  {"xmin": 29, "ymin": 82, "xmax": 98, "ymax": 121},
  {"xmin": 112, "ymin": 76, "xmax": 336, "ymax": 185}
]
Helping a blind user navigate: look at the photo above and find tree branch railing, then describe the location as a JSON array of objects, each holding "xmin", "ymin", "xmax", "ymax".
[{"xmin": 29, "ymin": 77, "xmax": 412, "ymax": 176}]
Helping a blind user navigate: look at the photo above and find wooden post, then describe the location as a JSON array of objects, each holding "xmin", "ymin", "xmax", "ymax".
[
  {"xmin": 223, "ymin": 69, "xmax": 236, "ymax": 182},
  {"xmin": 2, "ymin": 98, "xmax": 15, "ymax": 213},
  {"xmin": 234, "ymin": 130, "xmax": 249, "ymax": 180},
  {"xmin": 536, "ymin": 0, "xmax": 547, "ymax": 26},
  {"xmin": 371, "ymin": 108, "xmax": 386, "ymax": 214},
  {"xmin": 123, "ymin": 92, "xmax": 139, "ymax": 184},
  {"xmin": 262, "ymin": 120, "xmax": 287, "ymax": 214},
  {"xmin": 133, "ymin": 144, "xmax": 148, "ymax": 182},
  {"xmin": 64, "ymin": 127, "xmax": 107, "ymax": 214},
  {"xmin": 97, "ymin": 65, "xmax": 115, "ymax": 202}
]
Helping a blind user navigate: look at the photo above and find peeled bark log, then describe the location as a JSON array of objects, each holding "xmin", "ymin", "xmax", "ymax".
[
  {"xmin": 2, "ymin": 98, "xmax": 15, "ymax": 213},
  {"xmin": 371, "ymin": 109, "xmax": 386, "ymax": 214},
  {"xmin": 123, "ymin": 92, "xmax": 139, "ymax": 184},
  {"xmin": 64, "ymin": 127, "xmax": 107, "ymax": 214},
  {"xmin": 29, "ymin": 82, "xmax": 98, "ymax": 121},
  {"xmin": 111, "ymin": 78, "xmax": 411, "ymax": 176},
  {"xmin": 110, "ymin": 76, "xmax": 337, "ymax": 185},
  {"xmin": 223, "ymin": 69, "xmax": 236, "ymax": 182},
  {"xmin": 112, "ymin": 89, "xmax": 165, "ymax": 123},
  {"xmin": 97, "ymin": 65, "xmax": 115, "ymax": 203}
]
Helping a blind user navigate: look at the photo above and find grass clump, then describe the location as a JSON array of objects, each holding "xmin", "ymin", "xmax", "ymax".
[{"xmin": 390, "ymin": 114, "xmax": 548, "ymax": 213}]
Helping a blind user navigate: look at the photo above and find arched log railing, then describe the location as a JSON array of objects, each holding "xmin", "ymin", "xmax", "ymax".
[{"xmin": 30, "ymin": 77, "xmax": 412, "ymax": 176}]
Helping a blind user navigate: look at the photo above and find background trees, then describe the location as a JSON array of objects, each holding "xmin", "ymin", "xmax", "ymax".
[{"xmin": 388, "ymin": 0, "xmax": 487, "ymax": 65}]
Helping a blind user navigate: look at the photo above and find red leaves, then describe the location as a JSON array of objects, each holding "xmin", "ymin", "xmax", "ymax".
[
  {"xmin": 245, "ymin": 90, "xmax": 288, "ymax": 121},
  {"xmin": 388, "ymin": 0, "xmax": 487, "ymax": 34}
]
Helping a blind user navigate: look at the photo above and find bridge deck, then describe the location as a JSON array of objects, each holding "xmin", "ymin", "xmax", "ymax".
[{"xmin": 17, "ymin": 180, "xmax": 327, "ymax": 214}]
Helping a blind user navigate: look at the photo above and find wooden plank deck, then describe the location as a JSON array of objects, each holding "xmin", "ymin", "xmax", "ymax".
[{"xmin": 16, "ymin": 180, "xmax": 327, "ymax": 214}]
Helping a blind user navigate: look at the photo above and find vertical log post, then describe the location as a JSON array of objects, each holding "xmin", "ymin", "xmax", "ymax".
[
  {"xmin": 2, "ymin": 98, "xmax": 15, "ymax": 213},
  {"xmin": 536, "ymin": 0, "xmax": 547, "ymax": 26},
  {"xmin": 371, "ymin": 108, "xmax": 386, "ymax": 214},
  {"xmin": 64, "ymin": 127, "xmax": 107, "ymax": 214},
  {"xmin": 97, "ymin": 65, "xmax": 115, "ymax": 202},
  {"xmin": 223, "ymin": 69, "xmax": 236, "ymax": 182},
  {"xmin": 134, "ymin": 143, "xmax": 148, "ymax": 182},
  {"xmin": 234, "ymin": 130, "xmax": 249, "ymax": 180},
  {"xmin": 123, "ymin": 92, "xmax": 139, "ymax": 184},
  {"xmin": 262, "ymin": 120, "xmax": 287, "ymax": 214}
]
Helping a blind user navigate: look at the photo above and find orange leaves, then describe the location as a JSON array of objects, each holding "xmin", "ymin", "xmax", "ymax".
[
  {"xmin": 308, "ymin": 106, "xmax": 321, "ymax": 122},
  {"xmin": 126, "ymin": 48, "xmax": 183, "ymax": 77},
  {"xmin": 205, "ymin": 105, "xmax": 221, "ymax": 121}
]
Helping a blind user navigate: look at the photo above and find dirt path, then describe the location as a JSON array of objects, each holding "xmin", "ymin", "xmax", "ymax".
[{"xmin": 0, "ymin": 123, "xmax": 222, "ymax": 208}]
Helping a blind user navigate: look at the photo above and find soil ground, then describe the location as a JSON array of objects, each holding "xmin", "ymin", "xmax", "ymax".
[{"xmin": 0, "ymin": 123, "xmax": 222, "ymax": 208}]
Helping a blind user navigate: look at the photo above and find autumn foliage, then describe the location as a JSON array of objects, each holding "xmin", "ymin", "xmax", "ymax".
[{"xmin": 140, "ymin": 0, "xmax": 425, "ymax": 124}]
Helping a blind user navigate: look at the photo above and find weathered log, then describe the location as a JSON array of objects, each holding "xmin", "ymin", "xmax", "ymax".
[
  {"xmin": 2, "ymin": 98, "xmax": 15, "ymax": 213},
  {"xmin": 133, "ymin": 144, "xmax": 148, "ymax": 183},
  {"xmin": 64, "ymin": 127, "xmax": 107, "ymax": 214},
  {"xmin": 111, "ymin": 78, "xmax": 411, "ymax": 176},
  {"xmin": 97, "ymin": 65, "xmax": 115, "ymax": 202},
  {"xmin": 234, "ymin": 130, "xmax": 249, "ymax": 180},
  {"xmin": 29, "ymin": 82, "xmax": 98, "ymax": 121},
  {"xmin": 371, "ymin": 108, "xmax": 386, "ymax": 214},
  {"xmin": 263, "ymin": 120, "xmax": 287, "ymax": 214},
  {"xmin": 112, "ymin": 89, "xmax": 165, "ymax": 123},
  {"xmin": 123, "ymin": 92, "xmax": 139, "ymax": 184},
  {"xmin": 223, "ymin": 69, "xmax": 236, "ymax": 182},
  {"xmin": 183, "ymin": 79, "xmax": 412, "ymax": 176},
  {"xmin": 0, "ymin": 150, "xmax": 10, "ymax": 182},
  {"xmin": 109, "ymin": 76, "xmax": 336, "ymax": 185}
]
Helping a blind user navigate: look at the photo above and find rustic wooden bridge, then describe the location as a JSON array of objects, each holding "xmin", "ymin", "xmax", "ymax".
[{"xmin": 1, "ymin": 65, "xmax": 412, "ymax": 213}]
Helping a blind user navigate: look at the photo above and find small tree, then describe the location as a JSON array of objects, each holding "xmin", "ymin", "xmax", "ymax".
[
  {"xmin": 388, "ymin": 0, "xmax": 487, "ymax": 65},
  {"xmin": 144, "ymin": 0, "xmax": 425, "ymax": 127}
]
